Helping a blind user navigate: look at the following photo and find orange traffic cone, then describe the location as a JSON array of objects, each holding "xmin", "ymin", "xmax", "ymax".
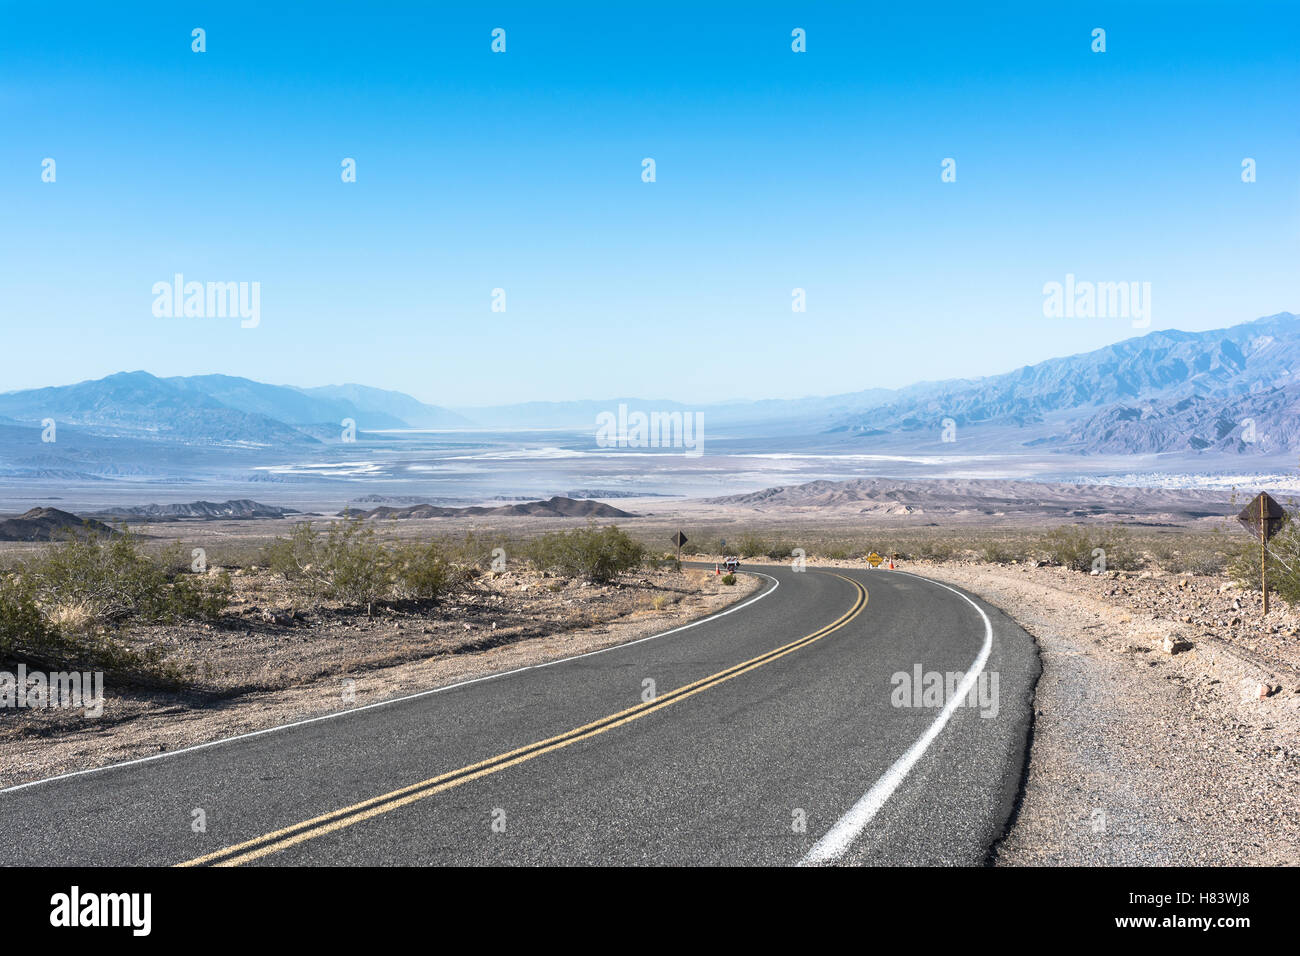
[
  {"xmin": 889, "ymin": 557, "xmax": 895, "ymax": 570},
  {"xmin": 715, "ymin": 563, "xmax": 720, "ymax": 575}
]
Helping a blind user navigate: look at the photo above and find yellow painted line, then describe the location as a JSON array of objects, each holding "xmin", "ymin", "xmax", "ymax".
[{"xmin": 177, "ymin": 572, "xmax": 867, "ymax": 867}]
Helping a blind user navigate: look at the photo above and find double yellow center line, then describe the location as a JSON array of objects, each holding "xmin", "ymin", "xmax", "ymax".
[{"xmin": 178, "ymin": 572, "xmax": 867, "ymax": 867}]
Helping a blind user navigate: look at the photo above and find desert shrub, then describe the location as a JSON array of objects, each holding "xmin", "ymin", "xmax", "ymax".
[
  {"xmin": 913, "ymin": 540, "xmax": 955, "ymax": 562},
  {"xmin": 1181, "ymin": 551, "xmax": 1226, "ymax": 576},
  {"xmin": 0, "ymin": 573, "xmax": 52, "ymax": 659},
  {"xmin": 1228, "ymin": 515, "xmax": 1300, "ymax": 604},
  {"xmin": 20, "ymin": 529, "xmax": 230, "ymax": 629},
  {"xmin": 721, "ymin": 573, "xmax": 737, "ymax": 586},
  {"xmin": 523, "ymin": 523, "xmax": 645, "ymax": 582},
  {"xmin": 734, "ymin": 534, "xmax": 771, "ymax": 559},
  {"xmin": 168, "ymin": 568, "xmax": 234, "ymax": 620},
  {"xmin": 1147, "ymin": 540, "xmax": 1178, "ymax": 567},
  {"xmin": 444, "ymin": 530, "xmax": 514, "ymax": 571},
  {"xmin": 264, "ymin": 518, "xmax": 394, "ymax": 610},
  {"xmin": 0, "ymin": 570, "xmax": 187, "ymax": 682},
  {"xmin": 265, "ymin": 521, "xmax": 483, "ymax": 610},
  {"xmin": 391, "ymin": 540, "xmax": 460, "ymax": 601},
  {"xmin": 1038, "ymin": 525, "xmax": 1142, "ymax": 572},
  {"xmin": 649, "ymin": 552, "xmax": 682, "ymax": 572},
  {"xmin": 1037, "ymin": 526, "xmax": 1093, "ymax": 570},
  {"xmin": 1101, "ymin": 533, "xmax": 1144, "ymax": 571},
  {"xmin": 979, "ymin": 541, "xmax": 1020, "ymax": 563},
  {"xmin": 1157, "ymin": 545, "xmax": 1226, "ymax": 576},
  {"xmin": 822, "ymin": 545, "xmax": 853, "ymax": 561}
]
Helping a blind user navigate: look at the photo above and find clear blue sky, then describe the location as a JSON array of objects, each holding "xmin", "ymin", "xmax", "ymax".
[{"xmin": 2, "ymin": 1, "xmax": 1297, "ymax": 406}]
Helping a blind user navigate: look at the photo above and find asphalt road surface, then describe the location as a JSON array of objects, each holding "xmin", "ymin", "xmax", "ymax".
[{"xmin": 0, "ymin": 565, "xmax": 1039, "ymax": 866}]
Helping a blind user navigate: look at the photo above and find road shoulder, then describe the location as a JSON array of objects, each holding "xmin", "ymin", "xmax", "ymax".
[{"xmin": 915, "ymin": 563, "xmax": 1300, "ymax": 865}]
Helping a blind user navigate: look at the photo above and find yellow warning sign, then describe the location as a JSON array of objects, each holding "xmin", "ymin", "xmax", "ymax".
[{"xmin": 867, "ymin": 552, "xmax": 883, "ymax": 567}]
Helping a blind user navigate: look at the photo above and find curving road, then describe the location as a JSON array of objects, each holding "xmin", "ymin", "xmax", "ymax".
[{"xmin": 0, "ymin": 565, "xmax": 1039, "ymax": 866}]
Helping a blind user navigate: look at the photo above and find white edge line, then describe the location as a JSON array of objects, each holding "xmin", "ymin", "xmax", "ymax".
[
  {"xmin": 799, "ymin": 571, "xmax": 994, "ymax": 866},
  {"xmin": 0, "ymin": 570, "xmax": 779, "ymax": 796}
]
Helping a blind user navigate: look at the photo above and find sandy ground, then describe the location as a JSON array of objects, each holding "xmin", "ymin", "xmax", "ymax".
[{"xmin": 0, "ymin": 568, "xmax": 757, "ymax": 790}]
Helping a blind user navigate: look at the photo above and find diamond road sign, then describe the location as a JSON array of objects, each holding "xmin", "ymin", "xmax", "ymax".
[
  {"xmin": 1237, "ymin": 493, "xmax": 1287, "ymax": 543},
  {"xmin": 867, "ymin": 552, "xmax": 883, "ymax": 567},
  {"xmin": 671, "ymin": 531, "xmax": 688, "ymax": 548}
]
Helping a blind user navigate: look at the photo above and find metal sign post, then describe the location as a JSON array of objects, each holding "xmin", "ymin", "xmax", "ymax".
[
  {"xmin": 671, "ymin": 530, "xmax": 688, "ymax": 563},
  {"xmin": 1236, "ymin": 492, "xmax": 1286, "ymax": 617},
  {"xmin": 1262, "ymin": 497, "xmax": 1268, "ymax": 615}
]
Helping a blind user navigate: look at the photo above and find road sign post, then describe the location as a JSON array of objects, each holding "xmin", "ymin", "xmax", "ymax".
[
  {"xmin": 1262, "ymin": 497, "xmax": 1268, "ymax": 615},
  {"xmin": 671, "ymin": 530, "xmax": 688, "ymax": 564},
  {"xmin": 1236, "ymin": 492, "xmax": 1286, "ymax": 618}
]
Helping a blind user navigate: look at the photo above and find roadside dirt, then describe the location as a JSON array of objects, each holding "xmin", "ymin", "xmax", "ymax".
[{"xmin": 0, "ymin": 567, "xmax": 757, "ymax": 789}]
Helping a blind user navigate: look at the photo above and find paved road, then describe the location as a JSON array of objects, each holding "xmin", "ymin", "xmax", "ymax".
[{"xmin": 0, "ymin": 565, "xmax": 1038, "ymax": 866}]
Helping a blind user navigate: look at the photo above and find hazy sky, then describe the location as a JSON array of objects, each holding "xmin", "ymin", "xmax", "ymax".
[{"xmin": 2, "ymin": 1, "xmax": 1297, "ymax": 406}]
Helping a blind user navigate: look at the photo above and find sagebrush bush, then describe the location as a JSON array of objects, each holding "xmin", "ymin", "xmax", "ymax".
[
  {"xmin": 1038, "ymin": 525, "xmax": 1142, "ymax": 572},
  {"xmin": 263, "ymin": 518, "xmax": 393, "ymax": 610},
  {"xmin": 980, "ymin": 541, "xmax": 1021, "ymax": 563},
  {"xmin": 913, "ymin": 540, "xmax": 955, "ymax": 562},
  {"xmin": 20, "ymin": 530, "xmax": 230, "ymax": 629},
  {"xmin": 1155, "ymin": 544, "xmax": 1227, "ymax": 576},
  {"xmin": 263, "ymin": 522, "xmax": 485, "ymax": 610},
  {"xmin": 523, "ymin": 523, "xmax": 645, "ymax": 582},
  {"xmin": 444, "ymin": 530, "xmax": 513, "ymax": 570},
  {"xmin": 0, "ymin": 569, "xmax": 187, "ymax": 682},
  {"xmin": 0, "ymin": 573, "xmax": 53, "ymax": 659},
  {"xmin": 734, "ymin": 534, "xmax": 771, "ymax": 559},
  {"xmin": 391, "ymin": 540, "xmax": 462, "ymax": 601}
]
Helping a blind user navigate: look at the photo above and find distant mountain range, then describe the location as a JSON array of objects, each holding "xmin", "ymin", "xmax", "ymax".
[
  {"xmin": 824, "ymin": 312, "xmax": 1300, "ymax": 455},
  {"xmin": 0, "ymin": 507, "xmax": 116, "ymax": 542},
  {"xmin": 0, "ymin": 312, "xmax": 1295, "ymax": 457},
  {"xmin": 87, "ymin": 499, "xmax": 305, "ymax": 522},
  {"xmin": 0, "ymin": 371, "xmax": 469, "ymax": 447},
  {"xmin": 343, "ymin": 496, "xmax": 635, "ymax": 520},
  {"xmin": 0, "ymin": 498, "xmax": 633, "ymax": 535},
  {"xmin": 707, "ymin": 478, "xmax": 1232, "ymax": 522}
]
